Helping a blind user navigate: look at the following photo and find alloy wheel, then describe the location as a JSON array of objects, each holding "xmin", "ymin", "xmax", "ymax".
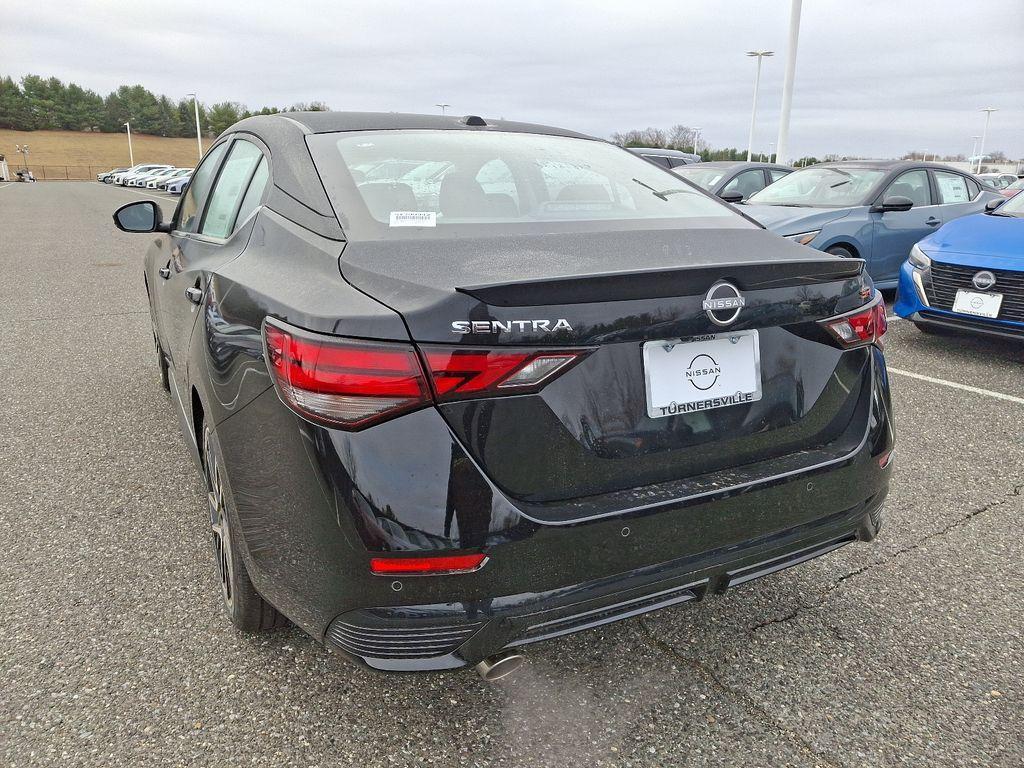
[{"xmin": 204, "ymin": 428, "xmax": 234, "ymax": 611}]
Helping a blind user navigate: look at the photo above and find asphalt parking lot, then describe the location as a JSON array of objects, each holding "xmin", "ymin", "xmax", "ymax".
[{"xmin": 1, "ymin": 181, "xmax": 1022, "ymax": 768}]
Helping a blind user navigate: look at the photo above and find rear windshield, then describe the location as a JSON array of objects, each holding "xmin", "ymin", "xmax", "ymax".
[
  {"xmin": 308, "ymin": 130, "xmax": 743, "ymax": 239},
  {"xmin": 749, "ymin": 166, "xmax": 885, "ymax": 208}
]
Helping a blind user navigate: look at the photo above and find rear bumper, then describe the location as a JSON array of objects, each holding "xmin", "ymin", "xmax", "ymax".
[
  {"xmin": 212, "ymin": 334, "xmax": 893, "ymax": 673},
  {"xmin": 326, "ymin": 495, "xmax": 886, "ymax": 672}
]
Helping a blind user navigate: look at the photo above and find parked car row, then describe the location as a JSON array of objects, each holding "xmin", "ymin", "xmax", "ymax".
[{"xmin": 97, "ymin": 164, "xmax": 193, "ymax": 192}]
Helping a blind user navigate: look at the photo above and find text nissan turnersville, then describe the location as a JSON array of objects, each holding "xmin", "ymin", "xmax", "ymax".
[{"xmin": 113, "ymin": 112, "xmax": 894, "ymax": 681}]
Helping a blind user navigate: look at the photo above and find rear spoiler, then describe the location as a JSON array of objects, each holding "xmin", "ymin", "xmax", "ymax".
[{"xmin": 456, "ymin": 258, "xmax": 865, "ymax": 307}]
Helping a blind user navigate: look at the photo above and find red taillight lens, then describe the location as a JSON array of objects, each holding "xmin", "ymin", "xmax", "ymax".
[
  {"xmin": 369, "ymin": 553, "xmax": 488, "ymax": 576},
  {"xmin": 263, "ymin": 320, "xmax": 430, "ymax": 429},
  {"xmin": 821, "ymin": 293, "xmax": 887, "ymax": 349},
  {"xmin": 421, "ymin": 347, "xmax": 588, "ymax": 401},
  {"xmin": 263, "ymin": 321, "xmax": 589, "ymax": 429}
]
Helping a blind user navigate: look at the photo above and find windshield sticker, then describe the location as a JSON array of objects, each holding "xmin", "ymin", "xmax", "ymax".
[{"xmin": 389, "ymin": 211, "xmax": 436, "ymax": 228}]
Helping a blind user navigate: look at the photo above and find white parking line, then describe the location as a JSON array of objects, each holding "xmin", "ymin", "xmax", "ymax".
[
  {"xmin": 888, "ymin": 367, "xmax": 1024, "ymax": 405},
  {"xmin": 0, "ymin": 182, "xmax": 15, "ymax": 191}
]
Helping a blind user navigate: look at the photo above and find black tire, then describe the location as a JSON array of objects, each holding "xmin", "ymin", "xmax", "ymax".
[
  {"xmin": 202, "ymin": 426, "xmax": 288, "ymax": 632},
  {"xmin": 826, "ymin": 245, "xmax": 856, "ymax": 259}
]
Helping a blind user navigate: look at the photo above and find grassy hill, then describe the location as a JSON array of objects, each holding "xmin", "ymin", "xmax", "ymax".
[{"xmin": 0, "ymin": 129, "xmax": 204, "ymax": 179}]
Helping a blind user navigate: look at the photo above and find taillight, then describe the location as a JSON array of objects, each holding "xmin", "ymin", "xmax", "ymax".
[
  {"xmin": 369, "ymin": 552, "xmax": 488, "ymax": 576},
  {"xmin": 420, "ymin": 347, "xmax": 588, "ymax": 402},
  {"xmin": 263, "ymin": 320, "xmax": 431, "ymax": 429},
  {"xmin": 263, "ymin": 319, "xmax": 588, "ymax": 429},
  {"xmin": 821, "ymin": 293, "xmax": 888, "ymax": 349}
]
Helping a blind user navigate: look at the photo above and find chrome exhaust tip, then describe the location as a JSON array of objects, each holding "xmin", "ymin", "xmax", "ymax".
[{"xmin": 474, "ymin": 649, "xmax": 526, "ymax": 682}]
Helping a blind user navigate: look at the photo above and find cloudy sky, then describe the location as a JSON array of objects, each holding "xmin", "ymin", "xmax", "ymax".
[{"xmin": 7, "ymin": 0, "xmax": 1023, "ymax": 160}]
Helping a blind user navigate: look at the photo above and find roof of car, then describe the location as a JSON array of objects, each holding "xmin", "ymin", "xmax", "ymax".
[
  {"xmin": 232, "ymin": 111, "xmax": 595, "ymax": 139},
  {"xmin": 683, "ymin": 161, "xmax": 791, "ymax": 170},
  {"xmin": 629, "ymin": 147, "xmax": 700, "ymax": 158},
  {"xmin": 815, "ymin": 160, "xmax": 969, "ymax": 173}
]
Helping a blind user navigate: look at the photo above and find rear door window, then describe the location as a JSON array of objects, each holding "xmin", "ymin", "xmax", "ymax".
[
  {"xmin": 176, "ymin": 142, "xmax": 228, "ymax": 233},
  {"xmin": 933, "ymin": 171, "xmax": 971, "ymax": 204},
  {"xmin": 769, "ymin": 169, "xmax": 789, "ymax": 182},
  {"xmin": 234, "ymin": 157, "xmax": 270, "ymax": 227},
  {"xmin": 199, "ymin": 140, "xmax": 264, "ymax": 238}
]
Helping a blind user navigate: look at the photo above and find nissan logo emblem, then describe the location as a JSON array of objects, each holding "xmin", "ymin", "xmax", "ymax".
[
  {"xmin": 702, "ymin": 281, "xmax": 745, "ymax": 326},
  {"xmin": 972, "ymin": 270, "xmax": 996, "ymax": 291}
]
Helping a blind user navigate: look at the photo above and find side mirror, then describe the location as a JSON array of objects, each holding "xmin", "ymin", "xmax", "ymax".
[
  {"xmin": 719, "ymin": 190, "xmax": 744, "ymax": 203},
  {"xmin": 113, "ymin": 200, "xmax": 170, "ymax": 233},
  {"xmin": 871, "ymin": 195, "xmax": 914, "ymax": 213},
  {"xmin": 985, "ymin": 198, "xmax": 1004, "ymax": 212}
]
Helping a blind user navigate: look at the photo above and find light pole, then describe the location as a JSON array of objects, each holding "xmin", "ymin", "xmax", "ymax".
[
  {"xmin": 745, "ymin": 50, "xmax": 774, "ymax": 162},
  {"xmin": 435, "ymin": 103, "xmax": 451, "ymax": 115},
  {"xmin": 774, "ymin": 0, "xmax": 802, "ymax": 165},
  {"xmin": 977, "ymin": 107, "xmax": 997, "ymax": 174},
  {"xmin": 692, "ymin": 127, "xmax": 702, "ymax": 158},
  {"xmin": 187, "ymin": 93, "xmax": 203, "ymax": 159},
  {"xmin": 124, "ymin": 122, "xmax": 134, "ymax": 166},
  {"xmin": 970, "ymin": 136, "xmax": 981, "ymax": 172}
]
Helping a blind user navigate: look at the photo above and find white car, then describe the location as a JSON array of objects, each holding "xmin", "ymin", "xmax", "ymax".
[
  {"xmin": 115, "ymin": 164, "xmax": 172, "ymax": 186},
  {"xmin": 165, "ymin": 174, "xmax": 192, "ymax": 195},
  {"xmin": 148, "ymin": 168, "xmax": 192, "ymax": 189},
  {"xmin": 127, "ymin": 166, "xmax": 175, "ymax": 187},
  {"xmin": 111, "ymin": 164, "xmax": 160, "ymax": 185}
]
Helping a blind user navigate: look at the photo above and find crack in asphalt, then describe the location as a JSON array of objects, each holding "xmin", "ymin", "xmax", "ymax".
[
  {"xmin": 638, "ymin": 481, "xmax": 1024, "ymax": 768},
  {"xmin": 637, "ymin": 617, "xmax": 846, "ymax": 768},
  {"xmin": 750, "ymin": 480, "xmax": 1024, "ymax": 632}
]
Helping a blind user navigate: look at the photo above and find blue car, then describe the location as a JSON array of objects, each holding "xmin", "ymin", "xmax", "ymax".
[
  {"xmin": 743, "ymin": 161, "xmax": 1002, "ymax": 289},
  {"xmin": 895, "ymin": 193, "xmax": 1024, "ymax": 339}
]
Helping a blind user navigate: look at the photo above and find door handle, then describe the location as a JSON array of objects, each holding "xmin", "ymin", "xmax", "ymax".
[
  {"xmin": 184, "ymin": 287, "xmax": 203, "ymax": 304},
  {"xmin": 925, "ymin": 217, "xmax": 941, "ymax": 226},
  {"xmin": 158, "ymin": 266, "xmax": 171, "ymax": 279}
]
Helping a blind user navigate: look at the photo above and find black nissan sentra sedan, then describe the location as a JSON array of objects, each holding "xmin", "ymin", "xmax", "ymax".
[{"xmin": 113, "ymin": 112, "xmax": 894, "ymax": 680}]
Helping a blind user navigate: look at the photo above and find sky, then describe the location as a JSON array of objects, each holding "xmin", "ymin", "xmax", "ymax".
[{"xmin": 6, "ymin": 0, "xmax": 1023, "ymax": 160}]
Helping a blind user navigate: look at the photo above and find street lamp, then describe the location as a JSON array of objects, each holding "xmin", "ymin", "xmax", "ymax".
[
  {"xmin": 187, "ymin": 93, "xmax": 203, "ymax": 159},
  {"xmin": 692, "ymin": 127, "xmax": 702, "ymax": 158},
  {"xmin": 977, "ymin": 108, "xmax": 997, "ymax": 174},
  {"xmin": 969, "ymin": 136, "xmax": 981, "ymax": 172},
  {"xmin": 124, "ymin": 122, "xmax": 134, "ymax": 166},
  {"xmin": 745, "ymin": 50, "xmax": 774, "ymax": 162},
  {"xmin": 435, "ymin": 103, "xmax": 451, "ymax": 115},
  {"xmin": 775, "ymin": 0, "xmax": 802, "ymax": 165}
]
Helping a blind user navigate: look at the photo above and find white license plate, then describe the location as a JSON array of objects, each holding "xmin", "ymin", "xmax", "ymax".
[
  {"xmin": 642, "ymin": 330, "xmax": 762, "ymax": 418},
  {"xmin": 952, "ymin": 289, "xmax": 1003, "ymax": 319}
]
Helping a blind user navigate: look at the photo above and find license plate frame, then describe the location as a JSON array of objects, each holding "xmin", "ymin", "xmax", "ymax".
[
  {"xmin": 952, "ymin": 289, "xmax": 1003, "ymax": 319},
  {"xmin": 642, "ymin": 330, "xmax": 762, "ymax": 419}
]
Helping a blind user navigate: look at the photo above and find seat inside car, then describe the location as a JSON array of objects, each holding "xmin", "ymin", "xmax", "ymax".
[
  {"xmin": 439, "ymin": 171, "xmax": 519, "ymax": 218},
  {"xmin": 889, "ymin": 180, "xmax": 929, "ymax": 206},
  {"xmin": 556, "ymin": 184, "xmax": 611, "ymax": 201},
  {"xmin": 358, "ymin": 182, "xmax": 418, "ymax": 220}
]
